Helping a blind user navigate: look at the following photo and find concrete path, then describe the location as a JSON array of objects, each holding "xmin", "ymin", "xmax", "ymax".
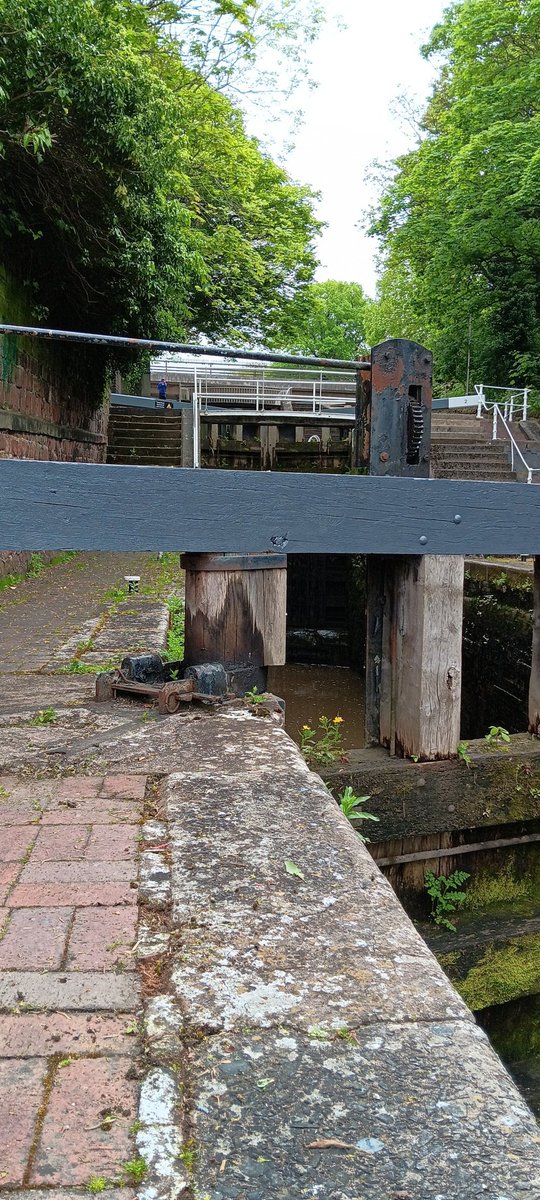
[
  {"xmin": 1, "ymin": 553, "xmax": 540, "ymax": 1198},
  {"xmin": 0, "ymin": 552, "xmax": 162, "ymax": 673}
]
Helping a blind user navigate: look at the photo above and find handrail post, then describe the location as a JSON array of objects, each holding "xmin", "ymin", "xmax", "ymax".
[
  {"xmin": 476, "ymin": 384, "xmax": 484, "ymax": 419},
  {"xmin": 524, "ymin": 388, "xmax": 529, "ymax": 423},
  {"xmin": 492, "ymin": 404, "xmax": 498, "ymax": 440},
  {"xmin": 192, "ymin": 363, "xmax": 200, "ymax": 468}
]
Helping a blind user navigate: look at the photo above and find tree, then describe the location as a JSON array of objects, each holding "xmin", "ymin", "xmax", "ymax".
[
  {"xmin": 369, "ymin": 0, "xmax": 540, "ymax": 392},
  {"xmin": 0, "ymin": 0, "xmax": 320, "ymax": 347},
  {"xmin": 274, "ymin": 280, "xmax": 369, "ymax": 360}
]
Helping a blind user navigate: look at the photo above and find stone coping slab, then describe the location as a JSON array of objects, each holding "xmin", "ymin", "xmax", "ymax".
[{"xmin": 189, "ymin": 1023, "xmax": 540, "ymax": 1200}]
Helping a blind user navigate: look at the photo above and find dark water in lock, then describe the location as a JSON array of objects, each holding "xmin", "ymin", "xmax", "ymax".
[{"xmin": 267, "ymin": 664, "xmax": 366, "ymax": 749}]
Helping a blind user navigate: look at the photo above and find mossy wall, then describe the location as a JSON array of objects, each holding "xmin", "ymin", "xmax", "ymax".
[{"xmin": 0, "ymin": 263, "xmax": 110, "ymax": 576}]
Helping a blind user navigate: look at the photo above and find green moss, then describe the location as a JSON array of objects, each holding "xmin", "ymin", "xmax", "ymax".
[
  {"xmin": 438, "ymin": 950, "xmax": 462, "ymax": 971},
  {"xmin": 455, "ymin": 934, "xmax": 540, "ymax": 1011},
  {"xmin": 462, "ymin": 868, "xmax": 534, "ymax": 917}
]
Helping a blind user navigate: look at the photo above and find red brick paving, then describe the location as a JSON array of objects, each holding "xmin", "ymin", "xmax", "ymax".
[
  {"xmin": 32, "ymin": 825, "xmax": 90, "ymax": 861},
  {"xmin": 66, "ymin": 906, "xmax": 138, "ymax": 971},
  {"xmin": 20, "ymin": 859, "xmax": 135, "ymax": 884},
  {"xmin": 100, "ymin": 774, "xmax": 147, "ymax": 799},
  {"xmin": 8, "ymin": 882, "xmax": 137, "ymax": 907},
  {"xmin": 0, "ymin": 826, "xmax": 37, "ymax": 862},
  {"xmin": 41, "ymin": 798, "xmax": 140, "ymax": 825},
  {"xmin": 0, "ymin": 775, "xmax": 147, "ymax": 1186},
  {"xmin": 0, "ymin": 1012, "xmax": 139, "ymax": 1058},
  {"xmin": 85, "ymin": 824, "xmax": 139, "ymax": 860},
  {"xmin": 0, "ymin": 907, "xmax": 72, "ymax": 970},
  {"xmin": 0, "ymin": 1057, "xmax": 48, "ymax": 1185},
  {"xmin": 0, "ymin": 863, "xmax": 20, "ymax": 904},
  {"xmin": 31, "ymin": 1056, "xmax": 139, "ymax": 1186}
]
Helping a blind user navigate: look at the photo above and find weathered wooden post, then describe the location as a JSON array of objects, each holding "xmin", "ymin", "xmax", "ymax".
[
  {"xmin": 181, "ymin": 552, "xmax": 287, "ymax": 694},
  {"xmin": 364, "ymin": 340, "xmax": 464, "ymax": 759},
  {"xmin": 528, "ymin": 557, "xmax": 540, "ymax": 734}
]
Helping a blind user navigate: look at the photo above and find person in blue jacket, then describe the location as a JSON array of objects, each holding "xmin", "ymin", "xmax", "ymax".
[{"xmin": 157, "ymin": 377, "xmax": 167, "ymax": 400}]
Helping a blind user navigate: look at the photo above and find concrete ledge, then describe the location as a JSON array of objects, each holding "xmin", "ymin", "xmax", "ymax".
[
  {"xmin": 0, "ymin": 406, "xmax": 106, "ymax": 445},
  {"xmin": 156, "ymin": 713, "xmax": 540, "ymax": 1197}
]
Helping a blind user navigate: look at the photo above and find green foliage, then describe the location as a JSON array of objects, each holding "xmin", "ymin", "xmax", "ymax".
[
  {"xmin": 424, "ymin": 869, "xmax": 470, "ymax": 932},
  {"xmin": 163, "ymin": 594, "xmax": 184, "ymax": 662},
  {"xmin": 27, "ymin": 553, "xmax": 44, "ymax": 578},
  {"xmin": 274, "ymin": 280, "xmax": 369, "ymax": 360},
  {"xmin": 484, "ymin": 725, "xmax": 511, "ymax": 745},
  {"xmin": 300, "ymin": 714, "xmax": 345, "ymax": 764},
  {"xmin": 457, "ymin": 740, "xmax": 472, "ymax": 768},
  {"xmin": 244, "ymin": 685, "xmax": 266, "ymax": 704},
  {"xmin": 29, "ymin": 707, "xmax": 57, "ymax": 725},
  {"xmin": 0, "ymin": 0, "xmax": 320, "ymax": 346},
  {"xmin": 338, "ymin": 785, "xmax": 379, "ymax": 843},
  {"xmin": 121, "ymin": 1158, "xmax": 147, "ymax": 1182},
  {"xmin": 369, "ymin": 0, "xmax": 540, "ymax": 391},
  {"xmin": 87, "ymin": 1180, "xmax": 107, "ymax": 1195}
]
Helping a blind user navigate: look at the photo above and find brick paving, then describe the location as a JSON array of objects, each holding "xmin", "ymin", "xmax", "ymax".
[{"xmin": 0, "ymin": 772, "xmax": 146, "ymax": 1191}]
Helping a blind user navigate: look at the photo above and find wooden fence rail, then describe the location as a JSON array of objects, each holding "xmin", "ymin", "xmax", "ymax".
[{"xmin": 0, "ymin": 459, "xmax": 539, "ymax": 555}]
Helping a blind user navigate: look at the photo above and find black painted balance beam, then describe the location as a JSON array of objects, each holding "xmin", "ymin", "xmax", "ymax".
[{"xmin": 0, "ymin": 458, "xmax": 538, "ymax": 556}]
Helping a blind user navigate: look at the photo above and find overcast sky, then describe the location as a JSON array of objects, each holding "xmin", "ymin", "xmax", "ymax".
[{"xmin": 247, "ymin": 0, "xmax": 448, "ymax": 296}]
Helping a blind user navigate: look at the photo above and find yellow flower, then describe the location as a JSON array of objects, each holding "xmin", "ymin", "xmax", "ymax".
[
  {"xmin": 333, "ymin": 716, "xmax": 344, "ymax": 725},
  {"xmin": 302, "ymin": 724, "xmax": 311, "ymax": 731}
]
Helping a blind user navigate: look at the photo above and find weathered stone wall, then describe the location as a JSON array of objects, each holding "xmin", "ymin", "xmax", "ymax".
[{"xmin": 0, "ymin": 264, "xmax": 108, "ymax": 573}]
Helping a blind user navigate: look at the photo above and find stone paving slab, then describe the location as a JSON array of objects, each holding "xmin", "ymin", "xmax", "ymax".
[{"xmin": 190, "ymin": 1023, "xmax": 540, "ymax": 1200}]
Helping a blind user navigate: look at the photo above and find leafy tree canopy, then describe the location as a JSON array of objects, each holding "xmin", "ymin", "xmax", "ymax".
[
  {"xmin": 368, "ymin": 0, "xmax": 540, "ymax": 393},
  {"xmin": 0, "ymin": 0, "xmax": 321, "ymax": 344},
  {"xmin": 274, "ymin": 280, "xmax": 369, "ymax": 360}
]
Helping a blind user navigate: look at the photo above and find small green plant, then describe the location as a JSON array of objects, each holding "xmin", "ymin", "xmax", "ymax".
[
  {"xmin": 300, "ymin": 715, "xmax": 346, "ymax": 765},
  {"xmin": 308, "ymin": 1025, "xmax": 330, "ymax": 1041},
  {"xmin": 425, "ymin": 869, "xmax": 470, "ymax": 932},
  {"xmin": 338, "ymin": 786, "xmax": 379, "ymax": 843},
  {"xmin": 102, "ymin": 584, "xmax": 129, "ymax": 604},
  {"xmin": 484, "ymin": 725, "xmax": 511, "ymax": 746},
  {"xmin": 163, "ymin": 594, "xmax": 184, "ymax": 662},
  {"xmin": 457, "ymin": 740, "xmax": 472, "ymax": 767},
  {"xmin": 29, "ymin": 707, "xmax": 57, "ymax": 725},
  {"xmin": 87, "ymin": 1178, "xmax": 107, "ymax": 1194},
  {"xmin": 122, "ymin": 1158, "xmax": 147, "ymax": 1182},
  {"xmin": 180, "ymin": 1142, "xmax": 198, "ymax": 1171},
  {"xmin": 244, "ymin": 685, "xmax": 266, "ymax": 705},
  {"xmin": 27, "ymin": 553, "xmax": 44, "ymax": 578}
]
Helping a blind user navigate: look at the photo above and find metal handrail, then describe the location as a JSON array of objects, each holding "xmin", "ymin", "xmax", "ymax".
[
  {"xmin": 479, "ymin": 397, "xmax": 540, "ymax": 484},
  {"xmin": 474, "ymin": 383, "xmax": 529, "ymax": 423}
]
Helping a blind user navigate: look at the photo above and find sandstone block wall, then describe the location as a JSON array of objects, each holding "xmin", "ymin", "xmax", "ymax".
[{"xmin": 0, "ymin": 264, "xmax": 109, "ymax": 574}]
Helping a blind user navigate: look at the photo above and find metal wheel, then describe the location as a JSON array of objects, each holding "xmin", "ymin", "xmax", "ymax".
[{"xmin": 158, "ymin": 682, "xmax": 182, "ymax": 714}]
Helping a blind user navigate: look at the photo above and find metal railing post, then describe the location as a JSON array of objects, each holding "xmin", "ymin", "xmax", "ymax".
[
  {"xmin": 476, "ymin": 384, "xmax": 484, "ymax": 419},
  {"xmin": 193, "ymin": 364, "xmax": 200, "ymax": 468},
  {"xmin": 492, "ymin": 404, "xmax": 498, "ymax": 440},
  {"xmin": 524, "ymin": 389, "xmax": 529, "ymax": 423}
]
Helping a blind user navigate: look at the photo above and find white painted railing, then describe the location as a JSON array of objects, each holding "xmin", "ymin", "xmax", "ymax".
[
  {"xmin": 475, "ymin": 393, "xmax": 540, "ymax": 484},
  {"xmin": 474, "ymin": 383, "xmax": 529, "ymax": 423}
]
